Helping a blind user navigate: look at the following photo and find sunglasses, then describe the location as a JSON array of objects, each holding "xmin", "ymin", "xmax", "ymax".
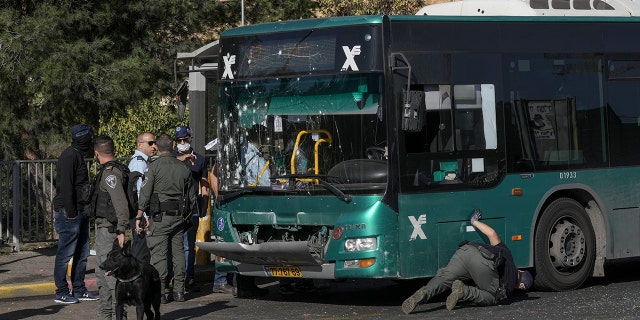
[{"xmin": 142, "ymin": 141, "xmax": 156, "ymax": 146}]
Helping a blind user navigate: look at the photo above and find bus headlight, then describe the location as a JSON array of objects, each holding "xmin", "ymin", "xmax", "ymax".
[
  {"xmin": 344, "ymin": 258, "xmax": 376, "ymax": 269},
  {"xmin": 344, "ymin": 237, "xmax": 378, "ymax": 252}
]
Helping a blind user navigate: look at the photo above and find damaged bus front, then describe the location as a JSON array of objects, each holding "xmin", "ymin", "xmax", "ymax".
[{"xmin": 199, "ymin": 17, "xmax": 401, "ymax": 287}]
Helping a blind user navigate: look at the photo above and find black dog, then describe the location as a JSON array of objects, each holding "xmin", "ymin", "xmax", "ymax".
[{"xmin": 100, "ymin": 240, "xmax": 161, "ymax": 320}]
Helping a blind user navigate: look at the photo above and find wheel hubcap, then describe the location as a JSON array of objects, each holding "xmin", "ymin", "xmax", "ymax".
[{"xmin": 549, "ymin": 218, "xmax": 586, "ymax": 270}]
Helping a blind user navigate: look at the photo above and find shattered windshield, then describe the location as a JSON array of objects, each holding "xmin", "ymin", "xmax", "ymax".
[{"xmin": 217, "ymin": 73, "xmax": 387, "ymax": 193}]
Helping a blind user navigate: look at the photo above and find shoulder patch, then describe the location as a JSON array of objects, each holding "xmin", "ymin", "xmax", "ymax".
[{"xmin": 105, "ymin": 174, "xmax": 117, "ymax": 189}]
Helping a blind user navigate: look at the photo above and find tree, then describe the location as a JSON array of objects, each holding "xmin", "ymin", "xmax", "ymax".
[
  {"xmin": 0, "ymin": 0, "xmax": 317, "ymax": 161},
  {"xmin": 208, "ymin": 0, "xmax": 318, "ymax": 38},
  {"xmin": 0, "ymin": 1, "xmax": 190, "ymax": 160},
  {"xmin": 99, "ymin": 98, "xmax": 187, "ymax": 158},
  {"xmin": 317, "ymin": 0, "xmax": 445, "ymax": 16}
]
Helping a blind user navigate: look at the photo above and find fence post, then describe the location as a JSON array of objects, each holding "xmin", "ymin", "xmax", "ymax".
[{"xmin": 12, "ymin": 162, "xmax": 22, "ymax": 251}]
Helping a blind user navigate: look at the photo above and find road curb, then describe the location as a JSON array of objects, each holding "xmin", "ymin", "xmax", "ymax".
[
  {"xmin": 0, "ymin": 268, "xmax": 214, "ymax": 300},
  {"xmin": 0, "ymin": 282, "xmax": 57, "ymax": 300},
  {"xmin": 0, "ymin": 277, "xmax": 97, "ymax": 300}
]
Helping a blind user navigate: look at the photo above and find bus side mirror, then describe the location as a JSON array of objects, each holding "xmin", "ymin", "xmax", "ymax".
[{"xmin": 402, "ymin": 90, "xmax": 425, "ymax": 132}]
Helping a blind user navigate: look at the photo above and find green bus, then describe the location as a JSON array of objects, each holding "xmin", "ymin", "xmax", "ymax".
[{"xmin": 199, "ymin": 11, "xmax": 640, "ymax": 294}]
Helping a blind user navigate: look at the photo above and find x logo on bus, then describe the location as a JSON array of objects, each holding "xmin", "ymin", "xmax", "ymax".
[
  {"xmin": 341, "ymin": 45, "xmax": 361, "ymax": 71},
  {"xmin": 221, "ymin": 53, "xmax": 236, "ymax": 79},
  {"xmin": 409, "ymin": 214, "xmax": 427, "ymax": 240}
]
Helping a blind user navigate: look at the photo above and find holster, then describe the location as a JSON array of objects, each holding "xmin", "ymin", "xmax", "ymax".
[
  {"xmin": 149, "ymin": 193, "xmax": 162, "ymax": 222},
  {"xmin": 179, "ymin": 196, "xmax": 189, "ymax": 216},
  {"xmin": 477, "ymin": 245, "xmax": 496, "ymax": 261},
  {"xmin": 149, "ymin": 193, "xmax": 161, "ymax": 215}
]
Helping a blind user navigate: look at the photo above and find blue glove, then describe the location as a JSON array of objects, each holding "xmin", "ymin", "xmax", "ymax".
[{"xmin": 470, "ymin": 209, "xmax": 482, "ymax": 223}]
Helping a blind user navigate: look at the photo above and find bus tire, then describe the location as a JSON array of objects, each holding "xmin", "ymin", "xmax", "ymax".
[{"xmin": 534, "ymin": 197, "xmax": 595, "ymax": 291}]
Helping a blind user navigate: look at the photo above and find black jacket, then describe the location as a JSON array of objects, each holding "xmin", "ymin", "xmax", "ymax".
[
  {"xmin": 475, "ymin": 242, "xmax": 518, "ymax": 296},
  {"xmin": 53, "ymin": 136, "xmax": 92, "ymax": 218}
]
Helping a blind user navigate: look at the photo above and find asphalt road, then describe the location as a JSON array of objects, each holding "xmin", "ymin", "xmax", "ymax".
[{"xmin": 2, "ymin": 259, "xmax": 640, "ymax": 320}]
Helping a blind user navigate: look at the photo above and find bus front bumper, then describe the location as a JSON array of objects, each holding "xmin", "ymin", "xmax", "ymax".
[{"xmin": 196, "ymin": 241, "xmax": 337, "ymax": 279}]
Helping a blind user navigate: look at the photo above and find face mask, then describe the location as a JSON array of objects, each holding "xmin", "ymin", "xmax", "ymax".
[{"xmin": 177, "ymin": 142, "xmax": 191, "ymax": 153}]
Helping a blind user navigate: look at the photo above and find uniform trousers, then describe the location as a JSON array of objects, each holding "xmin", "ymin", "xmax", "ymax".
[
  {"xmin": 421, "ymin": 244, "xmax": 501, "ymax": 306},
  {"xmin": 95, "ymin": 226, "xmax": 120, "ymax": 320},
  {"xmin": 146, "ymin": 212, "xmax": 186, "ymax": 295}
]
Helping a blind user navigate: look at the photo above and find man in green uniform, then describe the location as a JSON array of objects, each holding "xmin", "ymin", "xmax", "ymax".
[
  {"xmin": 91, "ymin": 135, "xmax": 130, "ymax": 319},
  {"xmin": 135, "ymin": 133, "xmax": 196, "ymax": 303},
  {"xmin": 402, "ymin": 209, "xmax": 534, "ymax": 314}
]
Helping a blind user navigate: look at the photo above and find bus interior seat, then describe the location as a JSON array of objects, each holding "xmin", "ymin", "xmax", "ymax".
[{"xmin": 433, "ymin": 160, "xmax": 460, "ymax": 183}]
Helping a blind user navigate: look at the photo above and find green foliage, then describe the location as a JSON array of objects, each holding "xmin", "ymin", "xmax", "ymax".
[
  {"xmin": 317, "ymin": 0, "xmax": 428, "ymax": 16},
  {"xmin": 0, "ymin": 0, "xmax": 213, "ymax": 160},
  {"xmin": 212, "ymin": 0, "xmax": 317, "ymax": 32},
  {"xmin": 98, "ymin": 99, "xmax": 188, "ymax": 158},
  {"xmin": 0, "ymin": 0, "xmax": 318, "ymax": 161}
]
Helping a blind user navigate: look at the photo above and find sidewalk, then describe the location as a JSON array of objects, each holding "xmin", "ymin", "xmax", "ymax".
[{"xmin": 0, "ymin": 246, "xmax": 215, "ymax": 300}]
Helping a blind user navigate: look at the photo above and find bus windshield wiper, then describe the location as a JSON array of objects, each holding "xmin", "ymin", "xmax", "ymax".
[{"xmin": 273, "ymin": 174, "xmax": 352, "ymax": 203}]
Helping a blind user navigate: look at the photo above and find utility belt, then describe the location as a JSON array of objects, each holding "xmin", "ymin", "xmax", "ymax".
[
  {"xmin": 95, "ymin": 218, "xmax": 118, "ymax": 233},
  {"xmin": 459, "ymin": 240, "xmax": 504, "ymax": 264},
  {"xmin": 160, "ymin": 200, "xmax": 181, "ymax": 212},
  {"xmin": 157, "ymin": 210, "xmax": 181, "ymax": 216},
  {"xmin": 151, "ymin": 200, "xmax": 185, "ymax": 222},
  {"xmin": 151, "ymin": 210, "xmax": 181, "ymax": 222}
]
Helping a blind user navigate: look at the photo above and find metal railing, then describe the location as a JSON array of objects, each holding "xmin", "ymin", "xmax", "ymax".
[
  {"xmin": 1, "ymin": 155, "xmax": 215, "ymax": 251},
  {"xmin": 0, "ymin": 159, "xmax": 100, "ymax": 251}
]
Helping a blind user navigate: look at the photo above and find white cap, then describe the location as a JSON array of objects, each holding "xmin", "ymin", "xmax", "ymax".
[{"xmin": 205, "ymin": 138, "xmax": 219, "ymax": 151}]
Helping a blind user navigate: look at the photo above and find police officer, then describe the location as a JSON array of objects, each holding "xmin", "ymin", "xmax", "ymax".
[
  {"xmin": 402, "ymin": 209, "xmax": 534, "ymax": 314},
  {"xmin": 128, "ymin": 132, "xmax": 156, "ymax": 264},
  {"xmin": 92, "ymin": 135, "xmax": 130, "ymax": 319},
  {"xmin": 135, "ymin": 133, "xmax": 196, "ymax": 303}
]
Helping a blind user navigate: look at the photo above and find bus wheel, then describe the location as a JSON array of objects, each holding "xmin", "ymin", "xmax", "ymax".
[{"xmin": 534, "ymin": 197, "xmax": 595, "ymax": 291}]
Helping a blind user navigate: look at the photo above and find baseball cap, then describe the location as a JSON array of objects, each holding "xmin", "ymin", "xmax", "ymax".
[
  {"xmin": 70, "ymin": 124, "xmax": 91, "ymax": 138},
  {"xmin": 518, "ymin": 270, "xmax": 534, "ymax": 290},
  {"xmin": 175, "ymin": 126, "xmax": 191, "ymax": 139},
  {"xmin": 205, "ymin": 138, "xmax": 219, "ymax": 151}
]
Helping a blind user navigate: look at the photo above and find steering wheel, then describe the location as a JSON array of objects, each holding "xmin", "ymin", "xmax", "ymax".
[{"xmin": 366, "ymin": 147, "xmax": 386, "ymax": 160}]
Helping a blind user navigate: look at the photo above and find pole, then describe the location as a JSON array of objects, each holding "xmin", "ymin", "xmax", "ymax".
[
  {"xmin": 241, "ymin": 0, "xmax": 245, "ymax": 26},
  {"xmin": 12, "ymin": 162, "xmax": 22, "ymax": 251}
]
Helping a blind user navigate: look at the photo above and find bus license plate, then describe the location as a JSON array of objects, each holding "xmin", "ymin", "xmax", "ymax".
[{"xmin": 264, "ymin": 266, "xmax": 303, "ymax": 277}]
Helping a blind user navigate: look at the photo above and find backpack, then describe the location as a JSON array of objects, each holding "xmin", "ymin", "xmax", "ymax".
[
  {"xmin": 119, "ymin": 162, "xmax": 144, "ymax": 219},
  {"xmin": 89, "ymin": 160, "xmax": 143, "ymax": 221}
]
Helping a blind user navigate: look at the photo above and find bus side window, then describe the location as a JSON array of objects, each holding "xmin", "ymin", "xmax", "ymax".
[
  {"xmin": 425, "ymin": 85, "xmax": 453, "ymax": 152},
  {"xmin": 453, "ymin": 84, "xmax": 497, "ymax": 151}
]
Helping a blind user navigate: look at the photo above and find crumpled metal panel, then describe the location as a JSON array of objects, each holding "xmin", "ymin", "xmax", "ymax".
[{"xmin": 196, "ymin": 241, "xmax": 322, "ymax": 266}]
